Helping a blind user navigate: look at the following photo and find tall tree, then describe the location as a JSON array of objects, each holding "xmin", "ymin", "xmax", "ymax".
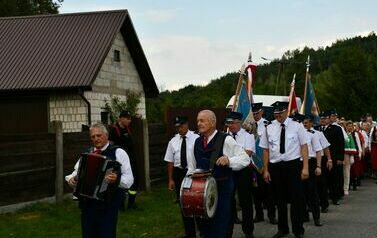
[
  {"xmin": 0, "ymin": 0, "xmax": 63, "ymax": 17},
  {"xmin": 315, "ymin": 45, "xmax": 377, "ymax": 120}
]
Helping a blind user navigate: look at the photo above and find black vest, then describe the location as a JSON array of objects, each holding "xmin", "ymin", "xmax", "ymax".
[
  {"xmin": 87, "ymin": 144, "xmax": 119, "ymax": 160},
  {"xmin": 194, "ymin": 132, "xmax": 232, "ymax": 179}
]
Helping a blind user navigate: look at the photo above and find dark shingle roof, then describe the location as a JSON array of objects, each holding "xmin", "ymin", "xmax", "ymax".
[{"xmin": 0, "ymin": 10, "xmax": 159, "ymax": 97}]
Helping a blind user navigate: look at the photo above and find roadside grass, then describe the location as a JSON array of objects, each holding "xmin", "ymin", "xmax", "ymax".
[{"xmin": 0, "ymin": 184, "xmax": 184, "ymax": 238}]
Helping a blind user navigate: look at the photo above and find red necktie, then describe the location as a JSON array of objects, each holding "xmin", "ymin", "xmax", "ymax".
[
  {"xmin": 93, "ymin": 149, "xmax": 102, "ymax": 154},
  {"xmin": 203, "ymin": 136, "xmax": 208, "ymax": 148}
]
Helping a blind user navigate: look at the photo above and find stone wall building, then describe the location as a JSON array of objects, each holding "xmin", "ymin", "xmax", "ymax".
[{"xmin": 0, "ymin": 10, "xmax": 158, "ymax": 133}]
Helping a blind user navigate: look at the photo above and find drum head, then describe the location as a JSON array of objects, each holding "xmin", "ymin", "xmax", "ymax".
[{"xmin": 203, "ymin": 176, "xmax": 218, "ymax": 218}]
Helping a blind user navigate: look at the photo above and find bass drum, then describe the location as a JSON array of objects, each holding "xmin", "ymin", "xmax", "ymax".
[{"xmin": 180, "ymin": 173, "xmax": 218, "ymax": 219}]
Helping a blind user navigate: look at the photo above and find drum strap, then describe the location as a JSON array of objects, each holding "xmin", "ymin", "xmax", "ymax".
[{"xmin": 209, "ymin": 132, "xmax": 228, "ymax": 171}]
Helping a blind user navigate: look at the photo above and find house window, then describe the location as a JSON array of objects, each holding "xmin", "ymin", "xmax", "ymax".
[
  {"xmin": 101, "ymin": 111, "xmax": 110, "ymax": 125},
  {"xmin": 114, "ymin": 50, "xmax": 120, "ymax": 62}
]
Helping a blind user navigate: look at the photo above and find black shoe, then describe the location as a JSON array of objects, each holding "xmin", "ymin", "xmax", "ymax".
[
  {"xmin": 234, "ymin": 216, "xmax": 242, "ymax": 224},
  {"xmin": 272, "ymin": 231, "xmax": 289, "ymax": 238},
  {"xmin": 321, "ymin": 207, "xmax": 328, "ymax": 213},
  {"xmin": 253, "ymin": 216, "xmax": 264, "ymax": 223},
  {"xmin": 294, "ymin": 234, "xmax": 304, "ymax": 238},
  {"xmin": 269, "ymin": 217, "xmax": 278, "ymax": 224},
  {"xmin": 314, "ymin": 219, "xmax": 323, "ymax": 226}
]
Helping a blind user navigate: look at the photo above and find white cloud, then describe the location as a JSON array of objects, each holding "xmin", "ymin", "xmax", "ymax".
[
  {"xmin": 142, "ymin": 35, "xmax": 254, "ymax": 90},
  {"xmin": 142, "ymin": 30, "xmax": 376, "ymax": 91}
]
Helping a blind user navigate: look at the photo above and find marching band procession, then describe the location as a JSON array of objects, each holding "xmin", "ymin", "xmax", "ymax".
[
  {"xmin": 165, "ymin": 106, "xmax": 376, "ymax": 238},
  {"xmin": 161, "ymin": 55, "xmax": 376, "ymax": 238},
  {"xmin": 65, "ymin": 54, "xmax": 377, "ymax": 238},
  {"xmin": 2, "ymin": 1, "xmax": 377, "ymax": 237}
]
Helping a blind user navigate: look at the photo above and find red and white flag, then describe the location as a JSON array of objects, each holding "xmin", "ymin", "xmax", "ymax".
[
  {"xmin": 245, "ymin": 52, "xmax": 257, "ymax": 102},
  {"xmin": 288, "ymin": 74, "xmax": 298, "ymax": 116}
]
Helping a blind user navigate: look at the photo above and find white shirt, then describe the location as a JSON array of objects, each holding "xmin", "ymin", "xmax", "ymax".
[
  {"xmin": 259, "ymin": 117, "xmax": 309, "ymax": 163},
  {"xmin": 316, "ymin": 129, "xmax": 331, "ymax": 156},
  {"xmin": 187, "ymin": 130, "xmax": 250, "ymax": 173},
  {"xmin": 368, "ymin": 126, "xmax": 377, "ymax": 150},
  {"xmin": 361, "ymin": 130, "xmax": 369, "ymax": 149},
  {"xmin": 256, "ymin": 118, "xmax": 268, "ymax": 138},
  {"xmin": 353, "ymin": 132, "xmax": 363, "ymax": 158},
  {"xmin": 231, "ymin": 128, "xmax": 255, "ymax": 153},
  {"xmin": 306, "ymin": 128, "xmax": 322, "ymax": 158},
  {"xmin": 65, "ymin": 142, "xmax": 134, "ymax": 189},
  {"xmin": 163, "ymin": 130, "xmax": 199, "ymax": 170}
]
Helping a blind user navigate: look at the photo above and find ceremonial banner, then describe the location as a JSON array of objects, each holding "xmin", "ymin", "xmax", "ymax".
[
  {"xmin": 300, "ymin": 76, "xmax": 320, "ymax": 123},
  {"xmin": 299, "ymin": 55, "xmax": 320, "ymax": 123},
  {"xmin": 236, "ymin": 82, "xmax": 251, "ymax": 121},
  {"xmin": 245, "ymin": 52, "xmax": 257, "ymax": 101},
  {"xmin": 288, "ymin": 74, "xmax": 298, "ymax": 116}
]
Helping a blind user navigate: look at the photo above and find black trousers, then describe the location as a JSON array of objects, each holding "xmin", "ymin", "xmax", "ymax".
[
  {"xmin": 80, "ymin": 189, "xmax": 124, "ymax": 238},
  {"xmin": 173, "ymin": 168, "xmax": 196, "ymax": 237},
  {"xmin": 269, "ymin": 159, "xmax": 305, "ymax": 236},
  {"xmin": 303, "ymin": 159, "xmax": 320, "ymax": 220},
  {"xmin": 252, "ymin": 172, "xmax": 276, "ymax": 220},
  {"xmin": 328, "ymin": 162, "xmax": 344, "ymax": 202},
  {"xmin": 317, "ymin": 156, "xmax": 329, "ymax": 210},
  {"xmin": 228, "ymin": 167, "xmax": 254, "ymax": 237},
  {"xmin": 197, "ymin": 177, "xmax": 234, "ymax": 238}
]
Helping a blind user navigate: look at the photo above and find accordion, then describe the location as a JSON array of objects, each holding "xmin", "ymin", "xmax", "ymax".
[{"xmin": 74, "ymin": 152, "xmax": 121, "ymax": 202}]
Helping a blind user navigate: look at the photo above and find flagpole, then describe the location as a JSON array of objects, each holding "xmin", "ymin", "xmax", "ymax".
[
  {"xmin": 300, "ymin": 55, "xmax": 310, "ymax": 114},
  {"xmin": 287, "ymin": 73, "xmax": 296, "ymax": 116},
  {"xmin": 231, "ymin": 64, "xmax": 245, "ymax": 112}
]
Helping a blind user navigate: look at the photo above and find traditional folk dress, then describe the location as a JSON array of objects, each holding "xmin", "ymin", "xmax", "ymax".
[
  {"xmin": 369, "ymin": 126, "xmax": 377, "ymax": 171},
  {"xmin": 351, "ymin": 131, "xmax": 364, "ymax": 179},
  {"xmin": 343, "ymin": 133, "xmax": 357, "ymax": 194}
]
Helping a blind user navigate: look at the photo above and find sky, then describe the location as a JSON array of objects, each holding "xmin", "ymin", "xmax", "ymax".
[{"xmin": 60, "ymin": 0, "xmax": 377, "ymax": 91}]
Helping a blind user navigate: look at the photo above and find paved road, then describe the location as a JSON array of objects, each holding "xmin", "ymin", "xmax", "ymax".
[{"xmin": 233, "ymin": 179, "xmax": 377, "ymax": 238}]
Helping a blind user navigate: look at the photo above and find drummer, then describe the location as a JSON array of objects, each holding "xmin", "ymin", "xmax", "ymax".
[
  {"xmin": 65, "ymin": 123, "xmax": 134, "ymax": 238},
  {"xmin": 163, "ymin": 116, "xmax": 199, "ymax": 238},
  {"xmin": 225, "ymin": 111, "xmax": 256, "ymax": 238},
  {"xmin": 190, "ymin": 110, "xmax": 250, "ymax": 238}
]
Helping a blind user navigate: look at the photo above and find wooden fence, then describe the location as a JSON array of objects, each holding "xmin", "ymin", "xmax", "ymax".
[
  {"xmin": 148, "ymin": 123, "xmax": 168, "ymax": 184},
  {"xmin": 0, "ymin": 121, "xmax": 168, "ymax": 207},
  {"xmin": 0, "ymin": 108, "xmax": 227, "ymax": 207},
  {"xmin": 0, "ymin": 133, "xmax": 57, "ymax": 206}
]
